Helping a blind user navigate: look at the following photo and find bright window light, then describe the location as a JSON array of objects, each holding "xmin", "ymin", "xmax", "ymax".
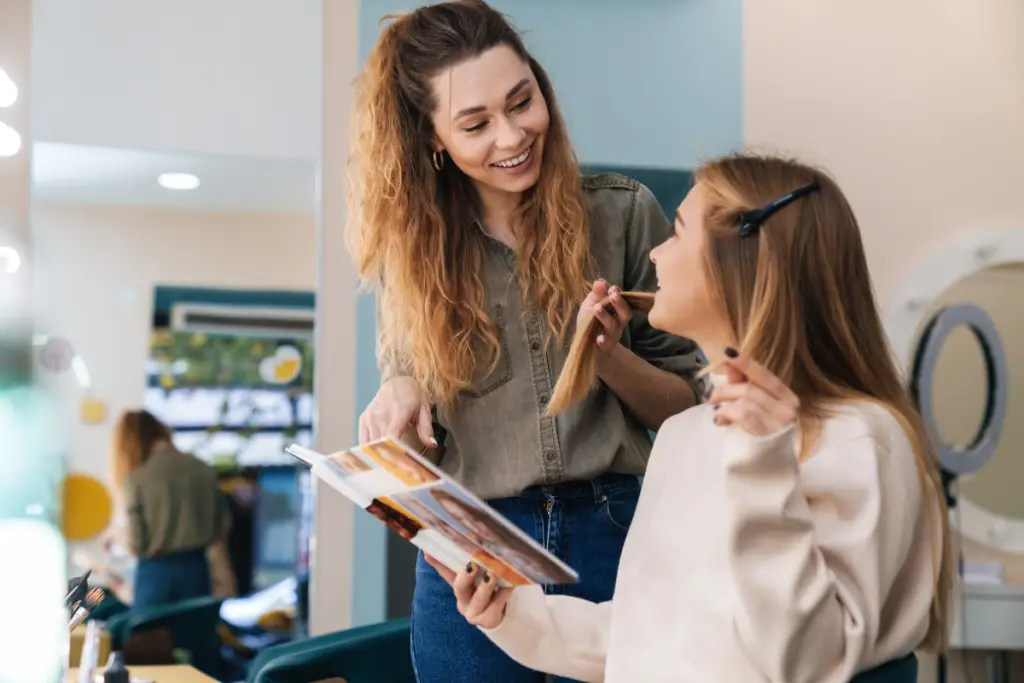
[
  {"xmin": 0, "ymin": 68, "xmax": 17, "ymax": 108},
  {"xmin": 158, "ymin": 172, "xmax": 201, "ymax": 191}
]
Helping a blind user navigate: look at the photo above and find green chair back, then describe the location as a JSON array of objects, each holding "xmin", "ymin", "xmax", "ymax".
[
  {"xmin": 250, "ymin": 618, "xmax": 413, "ymax": 683},
  {"xmin": 110, "ymin": 596, "xmax": 224, "ymax": 678},
  {"xmin": 850, "ymin": 653, "xmax": 917, "ymax": 683}
]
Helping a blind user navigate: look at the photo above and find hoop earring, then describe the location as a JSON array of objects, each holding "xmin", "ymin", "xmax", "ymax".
[{"xmin": 432, "ymin": 150, "xmax": 445, "ymax": 171}]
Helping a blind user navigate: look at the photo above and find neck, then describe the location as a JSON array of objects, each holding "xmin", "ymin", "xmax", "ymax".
[
  {"xmin": 692, "ymin": 324, "xmax": 739, "ymax": 369},
  {"xmin": 475, "ymin": 182, "xmax": 521, "ymax": 247}
]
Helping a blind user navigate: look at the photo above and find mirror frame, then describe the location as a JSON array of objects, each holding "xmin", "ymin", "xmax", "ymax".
[{"xmin": 884, "ymin": 227, "xmax": 1024, "ymax": 553}]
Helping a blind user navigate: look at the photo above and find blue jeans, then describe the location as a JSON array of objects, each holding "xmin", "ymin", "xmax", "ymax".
[
  {"xmin": 411, "ymin": 472, "xmax": 640, "ymax": 683},
  {"xmin": 133, "ymin": 548, "xmax": 211, "ymax": 612}
]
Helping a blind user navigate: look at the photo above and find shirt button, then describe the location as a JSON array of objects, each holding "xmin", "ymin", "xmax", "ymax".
[
  {"xmin": 531, "ymin": 341, "xmax": 541, "ymax": 351},
  {"xmin": 544, "ymin": 450, "xmax": 557, "ymax": 462},
  {"xmin": 539, "ymin": 395, "xmax": 549, "ymax": 406}
]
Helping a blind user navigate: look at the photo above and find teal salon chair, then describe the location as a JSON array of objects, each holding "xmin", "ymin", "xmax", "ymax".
[{"xmin": 249, "ymin": 618, "xmax": 413, "ymax": 683}]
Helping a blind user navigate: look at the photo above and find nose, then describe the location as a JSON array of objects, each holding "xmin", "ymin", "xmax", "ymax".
[
  {"xmin": 649, "ymin": 244, "xmax": 659, "ymax": 264},
  {"xmin": 495, "ymin": 115, "xmax": 527, "ymax": 150}
]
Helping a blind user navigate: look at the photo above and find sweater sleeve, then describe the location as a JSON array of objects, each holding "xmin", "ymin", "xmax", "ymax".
[
  {"xmin": 480, "ymin": 585, "xmax": 611, "ymax": 682},
  {"xmin": 124, "ymin": 475, "xmax": 147, "ymax": 557},
  {"xmin": 722, "ymin": 425, "xmax": 922, "ymax": 683}
]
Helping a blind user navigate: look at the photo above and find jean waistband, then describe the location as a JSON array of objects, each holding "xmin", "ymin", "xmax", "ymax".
[
  {"xmin": 141, "ymin": 547, "xmax": 207, "ymax": 563},
  {"xmin": 508, "ymin": 472, "xmax": 639, "ymax": 504}
]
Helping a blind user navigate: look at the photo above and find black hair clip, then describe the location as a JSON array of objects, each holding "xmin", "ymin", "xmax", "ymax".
[{"xmin": 737, "ymin": 182, "xmax": 820, "ymax": 237}]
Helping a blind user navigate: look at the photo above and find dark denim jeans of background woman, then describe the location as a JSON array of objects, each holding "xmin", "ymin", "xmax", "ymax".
[
  {"xmin": 411, "ymin": 472, "xmax": 640, "ymax": 683},
  {"xmin": 133, "ymin": 547, "xmax": 211, "ymax": 612}
]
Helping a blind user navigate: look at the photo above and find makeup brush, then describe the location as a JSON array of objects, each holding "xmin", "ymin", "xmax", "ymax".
[
  {"xmin": 68, "ymin": 587, "xmax": 106, "ymax": 631},
  {"xmin": 65, "ymin": 569, "xmax": 92, "ymax": 613}
]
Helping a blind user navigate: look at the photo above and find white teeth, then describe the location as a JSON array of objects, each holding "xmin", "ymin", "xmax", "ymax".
[{"xmin": 494, "ymin": 147, "xmax": 531, "ymax": 168}]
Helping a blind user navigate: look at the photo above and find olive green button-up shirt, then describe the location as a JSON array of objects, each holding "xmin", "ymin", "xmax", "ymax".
[{"xmin": 384, "ymin": 173, "xmax": 704, "ymax": 500}]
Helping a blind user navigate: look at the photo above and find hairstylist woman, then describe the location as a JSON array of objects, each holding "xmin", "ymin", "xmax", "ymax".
[
  {"xmin": 110, "ymin": 410, "xmax": 230, "ymax": 610},
  {"xmin": 347, "ymin": 1, "xmax": 702, "ymax": 680},
  {"xmin": 436, "ymin": 154, "xmax": 954, "ymax": 683}
]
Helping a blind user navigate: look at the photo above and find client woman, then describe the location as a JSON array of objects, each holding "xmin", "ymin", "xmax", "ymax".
[{"xmin": 430, "ymin": 153, "xmax": 953, "ymax": 682}]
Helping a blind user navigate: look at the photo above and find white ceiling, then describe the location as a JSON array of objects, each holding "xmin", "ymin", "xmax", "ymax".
[
  {"xmin": 28, "ymin": 0, "xmax": 323, "ymax": 213},
  {"xmin": 31, "ymin": 142, "xmax": 317, "ymax": 214}
]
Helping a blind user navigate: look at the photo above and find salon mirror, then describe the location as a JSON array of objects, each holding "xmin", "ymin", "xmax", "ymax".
[
  {"xmin": 927, "ymin": 263, "xmax": 1023, "ymax": 524},
  {"xmin": 929, "ymin": 264, "xmax": 1024, "ymax": 520},
  {"xmin": 888, "ymin": 230, "xmax": 1024, "ymax": 577}
]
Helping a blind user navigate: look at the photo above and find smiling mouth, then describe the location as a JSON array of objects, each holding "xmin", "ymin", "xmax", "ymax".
[{"xmin": 491, "ymin": 144, "xmax": 532, "ymax": 169}]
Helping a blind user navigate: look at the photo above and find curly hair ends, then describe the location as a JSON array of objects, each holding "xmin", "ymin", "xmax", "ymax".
[
  {"xmin": 346, "ymin": 1, "xmax": 593, "ymax": 409},
  {"xmin": 546, "ymin": 292, "xmax": 655, "ymax": 415}
]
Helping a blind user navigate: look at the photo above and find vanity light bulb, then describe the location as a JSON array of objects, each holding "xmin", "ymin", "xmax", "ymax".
[
  {"xmin": 0, "ymin": 69, "xmax": 17, "ymax": 108},
  {"xmin": 0, "ymin": 122, "xmax": 21, "ymax": 157},
  {"xmin": 0, "ymin": 246, "xmax": 21, "ymax": 275}
]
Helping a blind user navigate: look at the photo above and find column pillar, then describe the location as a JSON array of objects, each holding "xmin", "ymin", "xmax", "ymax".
[{"xmin": 310, "ymin": 0, "xmax": 362, "ymax": 635}]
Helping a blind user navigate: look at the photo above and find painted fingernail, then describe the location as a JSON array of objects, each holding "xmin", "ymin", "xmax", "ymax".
[
  {"xmin": 466, "ymin": 563, "xmax": 475, "ymax": 574},
  {"xmin": 725, "ymin": 347, "xmax": 738, "ymax": 358},
  {"xmin": 483, "ymin": 571, "xmax": 492, "ymax": 583}
]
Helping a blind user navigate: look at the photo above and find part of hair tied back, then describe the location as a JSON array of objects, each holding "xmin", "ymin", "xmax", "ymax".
[{"xmin": 547, "ymin": 291, "xmax": 655, "ymax": 415}]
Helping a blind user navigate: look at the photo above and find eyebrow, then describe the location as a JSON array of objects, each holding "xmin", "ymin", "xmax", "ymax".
[{"xmin": 454, "ymin": 78, "xmax": 531, "ymax": 119}]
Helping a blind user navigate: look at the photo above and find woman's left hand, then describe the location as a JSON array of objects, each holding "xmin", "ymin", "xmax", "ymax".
[
  {"xmin": 708, "ymin": 348, "xmax": 800, "ymax": 437},
  {"xmin": 577, "ymin": 279, "xmax": 632, "ymax": 353}
]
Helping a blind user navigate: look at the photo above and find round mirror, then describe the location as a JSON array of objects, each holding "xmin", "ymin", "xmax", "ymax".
[
  {"xmin": 886, "ymin": 228, "xmax": 1024, "ymax": 554},
  {"xmin": 915, "ymin": 270, "xmax": 1017, "ymax": 513}
]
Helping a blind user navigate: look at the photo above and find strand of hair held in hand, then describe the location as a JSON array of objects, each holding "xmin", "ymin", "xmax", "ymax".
[{"xmin": 547, "ymin": 291, "xmax": 655, "ymax": 415}]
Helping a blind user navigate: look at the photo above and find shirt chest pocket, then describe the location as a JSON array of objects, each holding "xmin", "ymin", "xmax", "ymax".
[{"xmin": 460, "ymin": 304, "xmax": 514, "ymax": 399}]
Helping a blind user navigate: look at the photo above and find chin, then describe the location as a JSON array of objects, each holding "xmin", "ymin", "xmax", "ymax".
[
  {"xmin": 648, "ymin": 302, "xmax": 667, "ymax": 332},
  {"xmin": 648, "ymin": 300, "xmax": 689, "ymax": 338}
]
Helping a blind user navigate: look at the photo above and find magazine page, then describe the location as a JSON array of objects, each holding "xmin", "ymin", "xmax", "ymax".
[{"xmin": 286, "ymin": 439, "xmax": 579, "ymax": 587}]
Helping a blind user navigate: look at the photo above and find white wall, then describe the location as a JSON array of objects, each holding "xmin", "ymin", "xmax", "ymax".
[
  {"xmin": 31, "ymin": 0, "xmax": 323, "ymax": 160},
  {"xmin": 31, "ymin": 203, "xmax": 316, "ymax": 482}
]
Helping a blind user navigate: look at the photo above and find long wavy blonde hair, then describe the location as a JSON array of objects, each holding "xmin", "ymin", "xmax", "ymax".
[
  {"xmin": 696, "ymin": 153, "xmax": 953, "ymax": 651},
  {"xmin": 347, "ymin": 0, "xmax": 591, "ymax": 407}
]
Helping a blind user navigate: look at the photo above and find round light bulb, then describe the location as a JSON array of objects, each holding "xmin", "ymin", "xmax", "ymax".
[
  {"xmin": 0, "ymin": 122, "xmax": 21, "ymax": 157},
  {"xmin": 0, "ymin": 68, "xmax": 17, "ymax": 108},
  {"xmin": 158, "ymin": 172, "xmax": 201, "ymax": 191},
  {"xmin": 0, "ymin": 246, "xmax": 21, "ymax": 275}
]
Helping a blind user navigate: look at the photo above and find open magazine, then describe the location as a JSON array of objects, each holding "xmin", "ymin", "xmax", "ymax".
[{"xmin": 286, "ymin": 439, "xmax": 579, "ymax": 588}]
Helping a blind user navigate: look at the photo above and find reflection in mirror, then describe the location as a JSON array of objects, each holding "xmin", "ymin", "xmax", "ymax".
[{"xmin": 926, "ymin": 264, "xmax": 1023, "ymax": 522}]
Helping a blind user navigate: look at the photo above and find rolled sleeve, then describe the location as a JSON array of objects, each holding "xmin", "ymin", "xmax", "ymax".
[{"xmin": 623, "ymin": 183, "xmax": 706, "ymax": 398}]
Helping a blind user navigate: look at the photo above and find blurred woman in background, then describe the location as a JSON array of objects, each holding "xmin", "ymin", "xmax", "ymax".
[{"xmin": 109, "ymin": 409, "xmax": 232, "ymax": 610}]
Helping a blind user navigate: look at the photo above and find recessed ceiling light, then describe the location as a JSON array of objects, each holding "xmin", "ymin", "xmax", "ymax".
[{"xmin": 158, "ymin": 172, "xmax": 201, "ymax": 191}]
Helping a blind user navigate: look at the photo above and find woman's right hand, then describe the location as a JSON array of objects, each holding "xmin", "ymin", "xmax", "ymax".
[
  {"xmin": 359, "ymin": 376, "xmax": 437, "ymax": 448},
  {"xmin": 425, "ymin": 555, "xmax": 512, "ymax": 630}
]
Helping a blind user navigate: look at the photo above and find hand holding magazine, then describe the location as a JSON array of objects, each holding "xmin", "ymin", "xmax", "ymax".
[{"xmin": 287, "ymin": 439, "xmax": 579, "ymax": 587}]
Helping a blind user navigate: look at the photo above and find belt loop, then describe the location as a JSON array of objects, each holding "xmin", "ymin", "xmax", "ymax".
[{"xmin": 590, "ymin": 476, "xmax": 604, "ymax": 505}]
